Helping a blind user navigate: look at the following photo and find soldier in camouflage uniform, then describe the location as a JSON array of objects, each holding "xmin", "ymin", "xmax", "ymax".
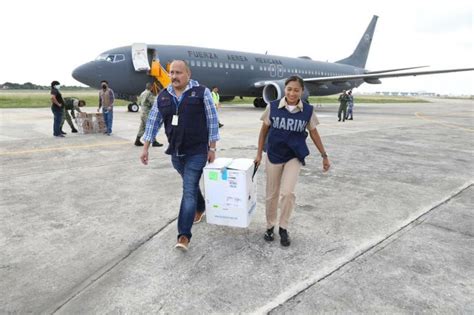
[
  {"xmin": 60, "ymin": 97, "xmax": 86, "ymax": 133},
  {"xmin": 337, "ymin": 90, "xmax": 349, "ymax": 122},
  {"xmin": 135, "ymin": 83, "xmax": 163, "ymax": 146}
]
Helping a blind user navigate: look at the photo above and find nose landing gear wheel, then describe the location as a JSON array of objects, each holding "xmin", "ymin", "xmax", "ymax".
[
  {"xmin": 128, "ymin": 102, "xmax": 139, "ymax": 112},
  {"xmin": 253, "ymin": 97, "xmax": 267, "ymax": 108}
]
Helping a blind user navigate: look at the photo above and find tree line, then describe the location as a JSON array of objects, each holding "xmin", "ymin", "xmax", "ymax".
[{"xmin": 1, "ymin": 82, "xmax": 92, "ymax": 90}]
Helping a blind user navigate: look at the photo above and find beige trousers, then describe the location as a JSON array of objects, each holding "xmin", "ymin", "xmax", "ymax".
[{"xmin": 265, "ymin": 155, "xmax": 302, "ymax": 229}]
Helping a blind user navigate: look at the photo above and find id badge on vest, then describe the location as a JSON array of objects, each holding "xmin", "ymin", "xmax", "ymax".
[
  {"xmin": 172, "ymin": 96, "xmax": 181, "ymax": 126},
  {"xmin": 172, "ymin": 115, "xmax": 179, "ymax": 126}
]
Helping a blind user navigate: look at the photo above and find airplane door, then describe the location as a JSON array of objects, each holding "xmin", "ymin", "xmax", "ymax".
[
  {"xmin": 131, "ymin": 43, "xmax": 151, "ymax": 72},
  {"xmin": 269, "ymin": 64, "xmax": 276, "ymax": 77},
  {"xmin": 277, "ymin": 65, "xmax": 284, "ymax": 78}
]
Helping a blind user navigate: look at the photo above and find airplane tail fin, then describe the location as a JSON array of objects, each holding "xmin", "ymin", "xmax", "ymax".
[{"xmin": 336, "ymin": 15, "xmax": 378, "ymax": 69}]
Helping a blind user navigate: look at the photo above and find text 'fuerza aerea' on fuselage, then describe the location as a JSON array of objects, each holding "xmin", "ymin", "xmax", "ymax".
[{"xmin": 187, "ymin": 50, "xmax": 283, "ymax": 64}]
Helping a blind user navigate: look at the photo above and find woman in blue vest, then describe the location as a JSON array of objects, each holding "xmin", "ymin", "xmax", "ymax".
[{"xmin": 254, "ymin": 76, "xmax": 331, "ymax": 246}]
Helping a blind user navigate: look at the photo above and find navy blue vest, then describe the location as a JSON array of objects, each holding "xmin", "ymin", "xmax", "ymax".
[
  {"xmin": 267, "ymin": 99, "xmax": 313, "ymax": 165},
  {"xmin": 157, "ymin": 86, "xmax": 208, "ymax": 155}
]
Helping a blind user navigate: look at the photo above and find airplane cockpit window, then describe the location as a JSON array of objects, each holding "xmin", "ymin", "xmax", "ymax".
[
  {"xmin": 113, "ymin": 54, "xmax": 125, "ymax": 62},
  {"xmin": 95, "ymin": 53, "xmax": 126, "ymax": 63}
]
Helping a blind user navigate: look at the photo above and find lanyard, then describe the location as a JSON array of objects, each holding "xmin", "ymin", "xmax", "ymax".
[{"xmin": 172, "ymin": 95, "xmax": 183, "ymax": 115}]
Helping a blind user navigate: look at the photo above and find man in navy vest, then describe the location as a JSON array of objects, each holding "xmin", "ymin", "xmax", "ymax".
[{"xmin": 140, "ymin": 60, "xmax": 220, "ymax": 251}]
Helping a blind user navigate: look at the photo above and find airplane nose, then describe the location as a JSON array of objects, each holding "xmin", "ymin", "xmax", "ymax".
[{"xmin": 72, "ymin": 63, "xmax": 95, "ymax": 86}]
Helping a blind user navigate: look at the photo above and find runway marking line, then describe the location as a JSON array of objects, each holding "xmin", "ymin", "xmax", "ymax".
[
  {"xmin": 414, "ymin": 112, "xmax": 474, "ymax": 132},
  {"xmin": 0, "ymin": 141, "xmax": 130, "ymax": 156}
]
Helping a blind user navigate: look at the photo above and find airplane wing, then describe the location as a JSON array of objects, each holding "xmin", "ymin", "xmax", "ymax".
[
  {"xmin": 303, "ymin": 67, "xmax": 474, "ymax": 85},
  {"xmin": 365, "ymin": 65, "xmax": 428, "ymax": 74}
]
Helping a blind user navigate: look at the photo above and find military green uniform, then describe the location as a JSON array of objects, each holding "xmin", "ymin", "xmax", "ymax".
[
  {"xmin": 137, "ymin": 89, "xmax": 156, "ymax": 138},
  {"xmin": 61, "ymin": 97, "xmax": 82, "ymax": 131},
  {"xmin": 337, "ymin": 93, "xmax": 349, "ymax": 122},
  {"xmin": 211, "ymin": 90, "xmax": 223, "ymax": 127}
]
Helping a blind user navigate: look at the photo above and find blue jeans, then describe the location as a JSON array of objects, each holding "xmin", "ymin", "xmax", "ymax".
[
  {"xmin": 171, "ymin": 153, "xmax": 207, "ymax": 240},
  {"xmin": 103, "ymin": 109, "xmax": 113, "ymax": 134},
  {"xmin": 51, "ymin": 106, "xmax": 63, "ymax": 136}
]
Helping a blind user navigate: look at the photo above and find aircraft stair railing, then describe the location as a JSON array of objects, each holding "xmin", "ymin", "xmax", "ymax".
[{"xmin": 150, "ymin": 60, "xmax": 171, "ymax": 94}]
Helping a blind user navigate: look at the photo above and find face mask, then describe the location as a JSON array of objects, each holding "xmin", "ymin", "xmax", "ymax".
[
  {"xmin": 102, "ymin": 84, "xmax": 107, "ymax": 90},
  {"xmin": 54, "ymin": 84, "xmax": 60, "ymax": 90}
]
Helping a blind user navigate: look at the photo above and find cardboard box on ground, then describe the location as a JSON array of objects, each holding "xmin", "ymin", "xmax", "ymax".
[
  {"xmin": 75, "ymin": 112, "xmax": 107, "ymax": 134},
  {"xmin": 203, "ymin": 158, "xmax": 257, "ymax": 228}
]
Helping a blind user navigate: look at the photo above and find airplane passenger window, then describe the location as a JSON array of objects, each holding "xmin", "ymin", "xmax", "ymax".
[
  {"xmin": 250, "ymin": 65, "xmax": 254, "ymax": 70},
  {"xmin": 240, "ymin": 64, "xmax": 244, "ymax": 69},
  {"xmin": 202, "ymin": 62, "xmax": 206, "ymax": 67},
  {"xmin": 191, "ymin": 60, "xmax": 195, "ymax": 66},
  {"xmin": 225, "ymin": 63, "xmax": 229, "ymax": 68},
  {"xmin": 208, "ymin": 61, "xmax": 212, "ymax": 67},
  {"xmin": 219, "ymin": 62, "xmax": 223, "ymax": 68},
  {"xmin": 214, "ymin": 62, "xmax": 218, "ymax": 67},
  {"xmin": 197, "ymin": 60, "xmax": 201, "ymax": 66},
  {"xmin": 259, "ymin": 66, "xmax": 262, "ymax": 71},
  {"xmin": 230, "ymin": 64, "xmax": 234, "ymax": 69}
]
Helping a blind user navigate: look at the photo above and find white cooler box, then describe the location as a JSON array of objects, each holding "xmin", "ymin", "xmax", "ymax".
[{"xmin": 203, "ymin": 158, "xmax": 257, "ymax": 228}]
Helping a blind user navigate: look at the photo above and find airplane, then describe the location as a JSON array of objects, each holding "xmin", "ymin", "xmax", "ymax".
[{"xmin": 72, "ymin": 15, "xmax": 473, "ymax": 112}]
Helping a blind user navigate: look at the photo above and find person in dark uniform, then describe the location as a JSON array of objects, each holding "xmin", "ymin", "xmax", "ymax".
[
  {"xmin": 346, "ymin": 90, "xmax": 354, "ymax": 120},
  {"xmin": 255, "ymin": 75, "xmax": 330, "ymax": 246},
  {"xmin": 50, "ymin": 80, "xmax": 65, "ymax": 137},
  {"xmin": 140, "ymin": 60, "xmax": 219, "ymax": 251}
]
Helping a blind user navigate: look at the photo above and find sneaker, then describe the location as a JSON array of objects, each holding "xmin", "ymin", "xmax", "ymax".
[
  {"xmin": 55, "ymin": 134, "xmax": 65, "ymax": 138},
  {"xmin": 218, "ymin": 123, "xmax": 224, "ymax": 128},
  {"xmin": 264, "ymin": 227, "xmax": 274, "ymax": 242},
  {"xmin": 152, "ymin": 140, "xmax": 163, "ymax": 147},
  {"xmin": 175, "ymin": 235, "xmax": 189, "ymax": 251},
  {"xmin": 279, "ymin": 227, "xmax": 291, "ymax": 247},
  {"xmin": 194, "ymin": 211, "xmax": 205, "ymax": 224},
  {"xmin": 60, "ymin": 130, "xmax": 67, "ymax": 135}
]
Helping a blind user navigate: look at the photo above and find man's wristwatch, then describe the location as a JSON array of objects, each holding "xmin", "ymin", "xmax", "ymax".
[
  {"xmin": 209, "ymin": 148, "xmax": 217, "ymax": 152},
  {"xmin": 321, "ymin": 152, "xmax": 328, "ymax": 158}
]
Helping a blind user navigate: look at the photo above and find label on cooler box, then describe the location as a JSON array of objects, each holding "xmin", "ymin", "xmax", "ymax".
[{"xmin": 203, "ymin": 158, "xmax": 257, "ymax": 228}]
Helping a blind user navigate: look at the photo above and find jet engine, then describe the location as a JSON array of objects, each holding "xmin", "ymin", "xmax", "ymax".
[
  {"xmin": 262, "ymin": 80, "xmax": 286, "ymax": 104},
  {"xmin": 262, "ymin": 79, "xmax": 310, "ymax": 105}
]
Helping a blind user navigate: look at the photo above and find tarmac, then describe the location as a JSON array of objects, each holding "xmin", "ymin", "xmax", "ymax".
[{"xmin": 0, "ymin": 98, "xmax": 473, "ymax": 314}]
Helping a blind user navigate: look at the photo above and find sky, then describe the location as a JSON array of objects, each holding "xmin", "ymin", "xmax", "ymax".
[{"xmin": 1, "ymin": 0, "xmax": 473, "ymax": 95}]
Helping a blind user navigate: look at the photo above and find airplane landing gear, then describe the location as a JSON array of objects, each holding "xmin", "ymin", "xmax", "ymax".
[
  {"xmin": 253, "ymin": 97, "xmax": 267, "ymax": 108},
  {"xmin": 128, "ymin": 102, "xmax": 139, "ymax": 112}
]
